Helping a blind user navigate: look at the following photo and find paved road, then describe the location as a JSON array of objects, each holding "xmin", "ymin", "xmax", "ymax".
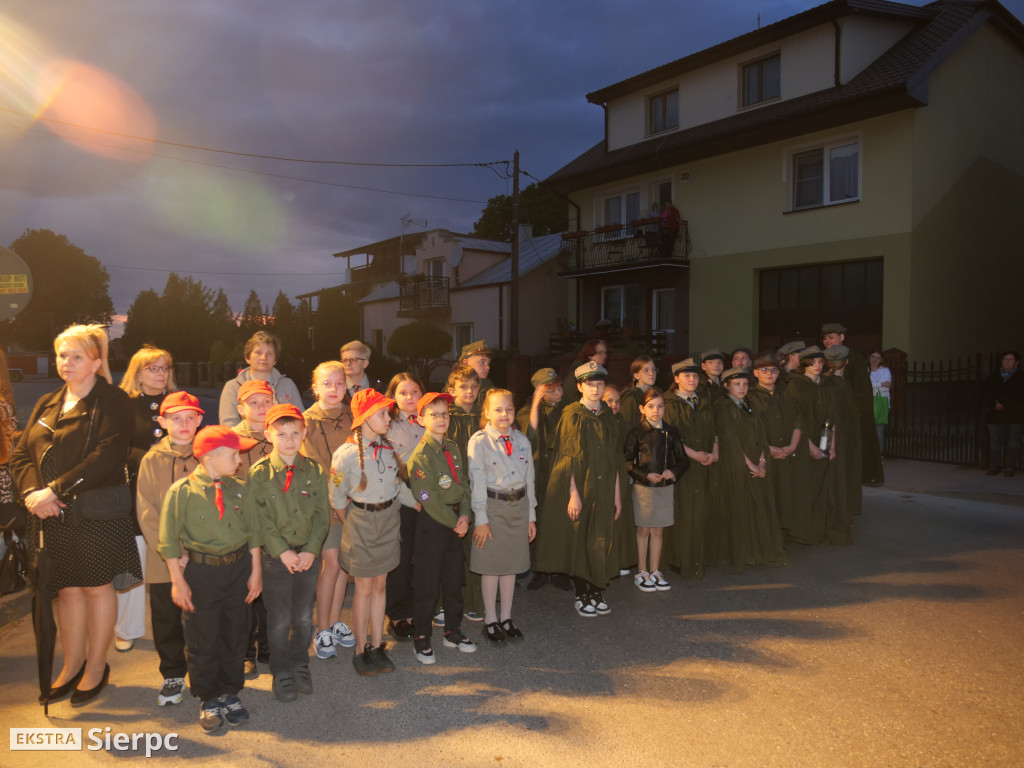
[{"xmin": 2, "ymin": 461, "xmax": 1022, "ymax": 767}]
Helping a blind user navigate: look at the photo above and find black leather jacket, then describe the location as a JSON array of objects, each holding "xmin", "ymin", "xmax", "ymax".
[{"xmin": 624, "ymin": 419, "xmax": 689, "ymax": 487}]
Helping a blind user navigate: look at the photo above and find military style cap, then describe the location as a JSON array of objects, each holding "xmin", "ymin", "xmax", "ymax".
[
  {"xmin": 459, "ymin": 340, "xmax": 493, "ymax": 360},
  {"xmin": 530, "ymin": 367, "xmax": 559, "ymax": 388},
  {"xmin": 821, "ymin": 322, "xmax": 847, "ymax": 334},
  {"xmin": 700, "ymin": 348, "xmax": 725, "ymax": 362},
  {"xmin": 574, "ymin": 361, "xmax": 608, "ymax": 381},
  {"xmin": 799, "ymin": 345, "xmax": 826, "ymax": 360},
  {"xmin": 824, "ymin": 344, "xmax": 850, "ymax": 361},
  {"xmin": 671, "ymin": 358, "xmax": 700, "ymax": 375},
  {"xmin": 777, "ymin": 341, "xmax": 805, "ymax": 357},
  {"xmin": 752, "ymin": 354, "xmax": 778, "ymax": 369},
  {"xmin": 722, "ymin": 366, "xmax": 751, "ymax": 382}
]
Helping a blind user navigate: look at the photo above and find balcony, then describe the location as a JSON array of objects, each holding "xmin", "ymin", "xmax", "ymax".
[
  {"xmin": 398, "ymin": 276, "xmax": 450, "ymax": 318},
  {"xmin": 557, "ymin": 219, "xmax": 691, "ymax": 277}
]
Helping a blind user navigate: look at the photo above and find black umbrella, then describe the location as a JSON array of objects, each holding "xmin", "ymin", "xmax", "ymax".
[{"xmin": 31, "ymin": 523, "xmax": 57, "ymax": 715}]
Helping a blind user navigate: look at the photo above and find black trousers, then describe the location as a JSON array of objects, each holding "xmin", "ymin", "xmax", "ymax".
[
  {"xmin": 260, "ymin": 551, "xmax": 318, "ymax": 674},
  {"xmin": 182, "ymin": 555, "xmax": 251, "ymax": 701},
  {"xmin": 149, "ymin": 582, "xmax": 187, "ymax": 679},
  {"xmin": 385, "ymin": 503, "xmax": 418, "ymax": 620},
  {"xmin": 412, "ymin": 512, "xmax": 464, "ymax": 640}
]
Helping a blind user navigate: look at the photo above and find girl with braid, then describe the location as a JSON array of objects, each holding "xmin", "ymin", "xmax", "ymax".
[{"xmin": 329, "ymin": 390, "xmax": 417, "ymax": 676}]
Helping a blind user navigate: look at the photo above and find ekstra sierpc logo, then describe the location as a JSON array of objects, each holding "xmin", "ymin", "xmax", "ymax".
[{"xmin": 11, "ymin": 728, "xmax": 178, "ymax": 756}]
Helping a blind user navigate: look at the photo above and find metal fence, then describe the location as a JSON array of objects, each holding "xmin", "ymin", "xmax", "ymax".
[{"xmin": 883, "ymin": 351, "xmax": 1011, "ymax": 467}]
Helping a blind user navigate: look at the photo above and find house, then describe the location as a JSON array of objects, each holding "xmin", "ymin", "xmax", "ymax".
[
  {"xmin": 357, "ymin": 227, "xmax": 566, "ymax": 359},
  {"xmin": 546, "ymin": 0, "xmax": 1024, "ymax": 358}
]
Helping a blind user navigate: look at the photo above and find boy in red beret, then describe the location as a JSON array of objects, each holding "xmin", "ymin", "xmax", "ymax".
[
  {"xmin": 246, "ymin": 404, "xmax": 330, "ymax": 702},
  {"xmin": 158, "ymin": 426, "xmax": 262, "ymax": 734},
  {"xmin": 234, "ymin": 379, "xmax": 274, "ymax": 476},
  {"xmin": 137, "ymin": 391, "xmax": 204, "ymax": 707}
]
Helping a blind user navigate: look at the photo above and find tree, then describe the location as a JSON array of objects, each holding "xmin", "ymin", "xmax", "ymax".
[
  {"xmin": 9, "ymin": 229, "xmax": 114, "ymax": 349},
  {"xmin": 121, "ymin": 289, "xmax": 162, "ymax": 357},
  {"xmin": 387, "ymin": 321, "xmax": 451, "ymax": 384},
  {"xmin": 472, "ymin": 183, "xmax": 569, "ymax": 242},
  {"xmin": 238, "ymin": 290, "xmax": 267, "ymax": 338},
  {"xmin": 311, "ymin": 286, "xmax": 360, "ymax": 361}
]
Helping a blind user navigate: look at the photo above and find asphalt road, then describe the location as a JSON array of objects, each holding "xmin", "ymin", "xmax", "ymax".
[{"xmin": 1, "ymin": 460, "xmax": 1022, "ymax": 767}]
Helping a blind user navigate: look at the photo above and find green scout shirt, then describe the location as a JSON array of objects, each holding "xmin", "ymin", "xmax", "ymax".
[
  {"xmin": 246, "ymin": 452, "xmax": 330, "ymax": 558},
  {"xmin": 408, "ymin": 434, "xmax": 472, "ymax": 529},
  {"xmin": 158, "ymin": 466, "xmax": 260, "ymax": 559}
]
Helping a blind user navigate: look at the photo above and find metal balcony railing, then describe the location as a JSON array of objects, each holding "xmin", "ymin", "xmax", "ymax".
[
  {"xmin": 399, "ymin": 276, "xmax": 449, "ymax": 316},
  {"xmin": 557, "ymin": 219, "xmax": 691, "ymax": 276}
]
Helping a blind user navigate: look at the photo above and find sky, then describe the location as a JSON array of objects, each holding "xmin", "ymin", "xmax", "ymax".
[{"xmin": 2, "ymin": 0, "xmax": 1022, "ymax": 322}]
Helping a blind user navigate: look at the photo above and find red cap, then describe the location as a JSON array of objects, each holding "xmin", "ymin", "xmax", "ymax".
[
  {"xmin": 416, "ymin": 392, "xmax": 454, "ymax": 416},
  {"xmin": 266, "ymin": 403, "xmax": 305, "ymax": 427},
  {"xmin": 350, "ymin": 389, "xmax": 395, "ymax": 430},
  {"xmin": 159, "ymin": 391, "xmax": 204, "ymax": 417},
  {"xmin": 193, "ymin": 425, "xmax": 257, "ymax": 458},
  {"xmin": 238, "ymin": 380, "xmax": 273, "ymax": 403}
]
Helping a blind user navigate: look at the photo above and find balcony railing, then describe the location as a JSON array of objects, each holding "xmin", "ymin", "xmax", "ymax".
[
  {"xmin": 557, "ymin": 219, "xmax": 691, "ymax": 277},
  {"xmin": 398, "ymin": 276, "xmax": 450, "ymax": 317}
]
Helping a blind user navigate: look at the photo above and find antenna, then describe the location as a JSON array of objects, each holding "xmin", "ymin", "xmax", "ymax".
[
  {"xmin": 401, "ymin": 213, "xmax": 428, "ymax": 230},
  {"xmin": 399, "ymin": 214, "xmax": 428, "ymax": 277}
]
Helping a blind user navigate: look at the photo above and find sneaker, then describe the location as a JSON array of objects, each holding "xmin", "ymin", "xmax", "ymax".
[
  {"xmin": 273, "ymin": 671, "xmax": 297, "ymax": 702},
  {"xmin": 413, "ymin": 635, "xmax": 435, "ymax": 665},
  {"xmin": 574, "ymin": 595, "xmax": 597, "ymax": 618},
  {"xmin": 292, "ymin": 665, "xmax": 313, "ymax": 694},
  {"xmin": 157, "ymin": 677, "xmax": 185, "ymax": 707},
  {"xmin": 442, "ymin": 631, "xmax": 477, "ymax": 653},
  {"xmin": 199, "ymin": 698, "xmax": 223, "ymax": 733},
  {"xmin": 353, "ymin": 643, "xmax": 379, "ymax": 676},
  {"xmin": 371, "ymin": 643, "xmax": 396, "ymax": 673},
  {"xmin": 464, "ymin": 611, "xmax": 484, "ymax": 623},
  {"xmin": 634, "ymin": 571, "xmax": 656, "ymax": 592},
  {"xmin": 432, "ymin": 609, "xmax": 445, "ymax": 628},
  {"xmin": 389, "ymin": 617, "xmax": 415, "ymax": 640},
  {"xmin": 220, "ymin": 694, "xmax": 249, "ymax": 726},
  {"xmin": 619, "ymin": 568, "xmax": 631, "ymax": 577},
  {"xmin": 651, "ymin": 570, "xmax": 671, "ymax": 591},
  {"xmin": 590, "ymin": 591, "xmax": 611, "ymax": 615},
  {"xmin": 315, "ymin": 629, "xmax": 338, "ymax": 659},
  {"xmin": 330, "ymin": 621, "xmax": 356, "ymax": 649}
]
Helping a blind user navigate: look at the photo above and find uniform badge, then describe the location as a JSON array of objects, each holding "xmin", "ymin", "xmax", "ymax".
[
  {"xmin": 330, "ymin": 469, "xmax": 343, "ymax": 487},
  {"xmin": 414, "ymin": 469, "xmax": 426, "ymax": 479},
  {"xmin": 419, "ymin": 489, "xmax": 430, "ymax": 502},
  {"xmin": 437, "ymin": 474, "xmax": 452, "ymax": 489}
]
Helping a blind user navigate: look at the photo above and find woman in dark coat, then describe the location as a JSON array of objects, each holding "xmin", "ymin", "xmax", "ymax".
[
  {"xmin": 12, "ymin": 324, "xmax": 139, "ymax": 706},
  {"xmin": 985, "ymin": 350, "xmax": 1023, "ymax": 476},
  {"xmin": 713, "ymin": 368, "xmax": 786, "ymax": 571}
]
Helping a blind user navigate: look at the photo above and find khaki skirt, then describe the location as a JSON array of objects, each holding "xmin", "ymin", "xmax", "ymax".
[
  {"xmin": 632, "ymin": 483, "xmax": 675, "ymax": 528},
  {"xmin": 469, "ymin": 494, "xmax": 530, "ymax": 576},
  {"xmin": 339, "ymin": 498, "xmax": 400, "ymax": 578}
]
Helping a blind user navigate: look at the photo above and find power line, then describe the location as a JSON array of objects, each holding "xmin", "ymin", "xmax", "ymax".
[
  {"xmin": 0, "ymin": 105, "xmax": 509, "ymax": 169},
  {"xmin": 105, "ymin": 263, "xmax": 347, "ymax": 276},
  {"xmin": 0, "ymin": 121, "xmax": 490, "ymax": 204}
]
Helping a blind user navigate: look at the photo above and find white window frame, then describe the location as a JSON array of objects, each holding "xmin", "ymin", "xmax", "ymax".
[
  {"xmin": 784, "ymin": 134, "xmax": 862, "ymax": 211},
  {"xmin": 649, "ymin": 88, "xmax": 679, "ymax": 135},
  {"xmin": 741, "ymin": 53, "xmax": 781, "ymax": 108}
]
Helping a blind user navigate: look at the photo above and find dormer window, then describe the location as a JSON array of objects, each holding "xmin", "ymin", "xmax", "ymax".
[
  {"xmin": 649, "ymin": 89, "xmax": 679, "ymax": 134},
  {"xmin": 742, "ymin": 53, "xmax": 780, "ymax": 107}
]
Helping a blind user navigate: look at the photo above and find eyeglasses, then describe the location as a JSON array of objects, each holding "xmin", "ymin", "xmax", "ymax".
[
  {"xmin": 144, "ymin": 366, "xmax": 170, "ymax": 373},
  {"xmin": 340, "ymin": 358, "xmax": 365, "ymax": 365},
  {"xmin": 422, "ymin": 412, "xmax": 450, "ymax": 420},
  {"xmin": 757, "ymin": 367, "xmax": 779, "ymax": 374},
  {"xmin": 318, "ymin": 381, "xmax": 344, "ymax": 390}
]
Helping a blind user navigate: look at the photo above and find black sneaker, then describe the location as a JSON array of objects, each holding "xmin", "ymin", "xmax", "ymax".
[
  {"xmin": 590, "ymin": 591, "xmax": 611, "ymax": 615},
  {"xmin": 443, "ymin": 631, "xmax": 478, "ymax": 653},
  {"xmin": 157, "ymin": 676, "xmax": 185, "ymax": 706},
  {"xmin": 199, "ymin": 699, "xmax": 223, "ymax": 733},
  {"xmin": 390, "ymin": 618, "xmax": 415, "ymax": 641},
  {"xmin": 574, "ymin": 595, "xmax": 597, "ymax": 618},
  {"xmin": 220, "ymin": 694, "xmax": 249, "ymax": 726},
  {"xmin": 273, "ymin": 671, "xmax": 297, "ymax": 702},
  {"xmin": 293, "ymin": 665, "xmax": 313, "ymax": 694},
  {"xmin": 371, "ymin": 643, "xmax": 396, "ymax": 673},
  {"xmin": 353, "ymin": 643, "xmax": 379, "ymax": 676},
  {"xmin": 413, "ymin": 635, "xmax": 435, "ymax": 665}
]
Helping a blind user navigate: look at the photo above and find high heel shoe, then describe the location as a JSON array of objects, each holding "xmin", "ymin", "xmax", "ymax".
[
  {"xmin": 39, "ymin": 663, "xmax": 86, "ymax": 705},
  {"xmin": 70, "ymin": 664, "xmax": 110, "ymax": 707}
]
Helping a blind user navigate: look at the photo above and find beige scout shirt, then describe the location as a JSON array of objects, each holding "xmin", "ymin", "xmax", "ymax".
[
  {"xmin": 330, "ymin": 436, "xmax": 416, "ymax": 509},
  {"xmin": 137, "ymin": 436, "xmax": 199, "ymax": 583},
  {"xmin": 387, "ymin": 410, "xmax": 425, "ymax": 463},
  {"xmin": 467, "ymin": 425, "xmax": 537, "ymax": 526}
]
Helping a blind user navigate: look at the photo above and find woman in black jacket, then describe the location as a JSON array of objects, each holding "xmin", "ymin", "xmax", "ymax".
[
  {"xmin": 985, "ymin": 350, "xmax": 1023, "ymax": 477},
  {"xmin": 11, "ymin": 324, "xmax": 139, "ymax": 706},
  {"xmin": 623, "ymin": 388, "xmax": 688, "ymax": 592}
]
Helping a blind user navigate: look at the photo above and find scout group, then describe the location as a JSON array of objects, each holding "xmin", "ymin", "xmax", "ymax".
[{"xmin": 32, "ymin": 327, "xmax": 878, "ymax": 734}]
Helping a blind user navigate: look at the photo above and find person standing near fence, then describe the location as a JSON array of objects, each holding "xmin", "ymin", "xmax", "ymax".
[
  {"xmin": 985, "ymin": 351, "xmax": 1023, "ymax": 477},
  {"xmin": 868, "ymin": 351, "xmax": 891, "ymax": 456}
]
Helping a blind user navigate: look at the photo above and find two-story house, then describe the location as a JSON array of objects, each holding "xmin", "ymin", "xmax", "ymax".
[{"xmin": 546, "ymin": 0, "xmax": 1024, "ymax": 358}]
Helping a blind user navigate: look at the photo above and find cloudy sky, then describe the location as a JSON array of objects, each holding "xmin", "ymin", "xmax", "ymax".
[{"xmin": 2, "ymin": 0, "xmax": 1022, "ymax": 322}]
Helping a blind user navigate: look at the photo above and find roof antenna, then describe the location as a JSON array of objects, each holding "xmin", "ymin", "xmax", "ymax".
[{"xmin": 757, "ymin": 12, "xmax": 761, "ymax": 29}]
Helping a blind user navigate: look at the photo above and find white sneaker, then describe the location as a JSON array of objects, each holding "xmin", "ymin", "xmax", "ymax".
[
  {"xmin": 574, "ymin": 596, "xmax": 597, "ymax": 618},
  {"xmin": 432, "ymin": 610, "xmax": 445, "ymax": 627},
  {"xmin": 651, "ymin": 570, "xmax": 671, "ymax": 591},
  {"xmin": 315, "ymin": 629, "xmax": 337, "ymax": 659},
  {"xmin": 413, "ymin": 635, "xmax": 435, "ymax": 665},
  {"xmin": 590, "ymin": 591, "xmax": 611, "ymax": 615},
  {"xmin": 331, "ymin": 621, "xmax": 356, "ymax": 649},
  {"xmin": 634, "ymin": 571, "xmax": 656, "ymax": 592},
  {"xmin": 619, "ymin": 568, "xmax": 631, "ymax": 576},
  {"xmin": 442, "ymin": 633, "xmax": 477, "ymax": 653},
  {"xmin": 157, "ymin": 677, "xmax": 184, "ymax": 706}
]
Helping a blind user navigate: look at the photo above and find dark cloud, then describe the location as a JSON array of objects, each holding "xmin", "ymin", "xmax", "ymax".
[{"xmin": 1, "ymin": 0, "xmax": 1021, "ymax": 319}]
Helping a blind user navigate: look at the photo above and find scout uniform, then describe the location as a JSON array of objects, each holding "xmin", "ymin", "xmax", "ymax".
[
  {"xmin": 136, "ymin": 391, "xmax": 202, "ymax": 704},
  {"xmin": 234, "ymin": 379, "xmax": 274, "ymax": 477},
  {"xmin": 460, "ymin": 339, "xmax": 495, "ymax": 399},
  {"xmin": 157, "ymin": 427, "xmax": 259, "ymax": 709},
  {"xmin": 408, "ymin": 393, "xmax": 473, "ymax": 647},
  {"xmin": 385, "ymin": 408, "xmax": 426, "ymax": 637},
  {"xmin": 697, "ymin": 348, "xmax": 725, "ymax": 405},
  {"xmin": 446, "ymin": 398, "xmax": 483, "ymax": 618},
  {"xmin": 247, "ymin": 404, "xmax": 330, "ymax": 695},
  {"xmin": 302, "ymin": 400, "xmax": 352, "ymax": 552}
]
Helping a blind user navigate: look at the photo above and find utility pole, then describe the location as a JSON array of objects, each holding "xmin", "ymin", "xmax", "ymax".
[{"xmin": 510, "ymin": 149, "xmax": 520, "ymax": 350}]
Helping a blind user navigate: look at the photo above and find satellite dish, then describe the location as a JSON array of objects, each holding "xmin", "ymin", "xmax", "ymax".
[
  {"xmin": 449, "ymin": 242, "xmax": 463, "ymax": 268},
  {"xmin": 0, "ymin": 246, "xmax": 33, "ymax": 322}
]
